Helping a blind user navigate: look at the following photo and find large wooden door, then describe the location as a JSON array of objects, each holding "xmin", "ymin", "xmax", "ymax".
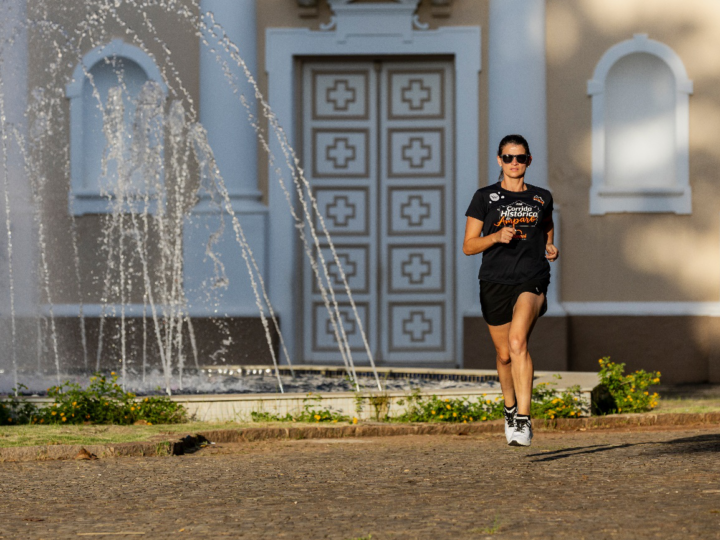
[{"xmin": 302, "ymin": 59, "xmax": 454, "ymax": 364}]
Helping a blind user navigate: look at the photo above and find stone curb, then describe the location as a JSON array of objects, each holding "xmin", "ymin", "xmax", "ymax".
[{"xmin": 0, "ymin": 412, "xmax": 718, "ymax": 462}]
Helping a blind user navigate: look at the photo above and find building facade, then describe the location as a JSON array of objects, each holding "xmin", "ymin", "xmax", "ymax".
[{"xmin": 3, "ymin": 0, "xmax": 720, "ymax": 384}]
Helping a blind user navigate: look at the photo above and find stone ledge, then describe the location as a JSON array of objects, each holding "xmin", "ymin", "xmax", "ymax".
[{"xmin": 0, "ymin": 412, "xmax": 717, "ymax": 462}]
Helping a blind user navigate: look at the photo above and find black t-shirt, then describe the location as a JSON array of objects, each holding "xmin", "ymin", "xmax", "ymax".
[{"xmin": 465, "ymin": 182, "xmax": 554, "ymax": 284}]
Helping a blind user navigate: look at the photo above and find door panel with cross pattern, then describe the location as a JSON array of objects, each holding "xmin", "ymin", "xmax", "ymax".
[{"xmin": 302, "ymin": 60, "xmax": 454, "ymax": 364}]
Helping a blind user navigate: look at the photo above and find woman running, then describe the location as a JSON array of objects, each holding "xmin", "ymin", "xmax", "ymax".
[{"xmin": 462, "ymin": 134, "xmax": 558, "ymax": 447}]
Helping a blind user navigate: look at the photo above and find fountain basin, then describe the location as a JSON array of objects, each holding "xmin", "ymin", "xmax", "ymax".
[{"xmin": 17, "ymin": 368, "xmax": 599, "ymax": 422}]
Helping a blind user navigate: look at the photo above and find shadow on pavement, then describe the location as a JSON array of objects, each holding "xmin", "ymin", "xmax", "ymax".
[{"xmin": 526, "ymin": 433, "xmax": 720, "ymax": 462}]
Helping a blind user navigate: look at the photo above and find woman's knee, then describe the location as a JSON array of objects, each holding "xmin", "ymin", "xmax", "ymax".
[
  {"xmin": 508, "ymin": 334, "xmax": 528, "ymax": 356},
  {"xmin": 496, "ymin": 354, "xmax": 511, "ymax": 366}
]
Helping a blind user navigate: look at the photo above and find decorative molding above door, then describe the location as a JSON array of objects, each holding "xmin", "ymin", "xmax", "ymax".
[
  {"xmin": 297, "ymin": 0, "xmax": 452, "ymax": 18},
  {"xmin": 322, "ymin": 0, "xmax": 423, "ymax": 43}
]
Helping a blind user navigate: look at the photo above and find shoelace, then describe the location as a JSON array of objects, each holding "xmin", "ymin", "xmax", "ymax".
[
  {"xmin": 515, "ymin": 418, "xmax": 530, "ymax": 433},
  {"xmin": 504, "ymin": 409, "xmax": 516, "ymax": 427}
]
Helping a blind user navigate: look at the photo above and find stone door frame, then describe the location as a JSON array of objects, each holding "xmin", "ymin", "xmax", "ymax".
[{"xmin": 266, "ymin": 24, "xmax": 481, "ymax": 365}]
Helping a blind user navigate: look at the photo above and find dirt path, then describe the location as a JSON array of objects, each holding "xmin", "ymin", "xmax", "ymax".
[{"xmin": 1, "ymin": 426, "xmax": 719, "ymax": 539}]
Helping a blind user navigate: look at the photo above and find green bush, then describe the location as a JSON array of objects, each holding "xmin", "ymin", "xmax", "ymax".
[
  {"xmin": 592, "ymin": 357, "xmax": 660, "ymax": 415},
  {"xmin": 531, "ymin": 382, "xmax": 587, "ymax": 419},
  {"xmin": 0, "ymin": 373, "xmax": 188, "ymax": 426},
  {"xmin": 251, "ymin": 392, "xmax": 350, "ymax": 423},
  {"xmin": 396, "ymin": 382, "xmax": 586, "ymax": 423},
  {"xmin": 394, "ymin": 389, "xmax": 504, "ymax": 423},
  {"xmin": 0, "ymin": 385, "xmax": 40, "ymax": 425}
]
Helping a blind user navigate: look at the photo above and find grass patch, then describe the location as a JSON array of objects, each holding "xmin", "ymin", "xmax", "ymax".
[
  {"xmin": 470, "ymin": 515, "xmax": 502, "ymax": 535},
  {"xmin": 0, "ymin": 420, "xmax": 365, "ymax": 448},
  {"xmin": 0, "ymin": 421, "xmax": 253, "ymax": 448},
  {"xmin": 654, "ymin": 397, "xmax": 720, "ymax": 415}
]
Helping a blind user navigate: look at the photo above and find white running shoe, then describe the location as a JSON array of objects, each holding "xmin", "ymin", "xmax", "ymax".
[
  {"xmin": 510, "ymin": 415, "xmax": 533, "ymax": 447},
  {"xmin": 503, "ymin": 406, "xmax": 517, "ymax": 444}
]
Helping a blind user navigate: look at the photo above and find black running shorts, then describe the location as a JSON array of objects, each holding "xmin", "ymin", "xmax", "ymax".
[{"xmin": 479, "ymin": 277, "xmax": 549, "ymax": 326}]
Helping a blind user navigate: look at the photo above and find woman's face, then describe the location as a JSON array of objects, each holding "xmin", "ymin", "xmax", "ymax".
[{"xmin": 497, "ymin": 143, "xmax": 531, "ymax": 180}]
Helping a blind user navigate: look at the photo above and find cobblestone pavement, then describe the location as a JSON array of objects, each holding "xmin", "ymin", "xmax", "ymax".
[{"xmin": 1, "ymin": 426, "xmax": 719, "ymax": 539}]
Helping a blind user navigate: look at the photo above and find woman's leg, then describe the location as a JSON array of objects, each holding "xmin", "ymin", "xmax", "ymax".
[
  {"xmin": 486, "ymin": 322, "xmax": 515, "ymax": 407},
  {"xmin": 508, "ymin": 292, "xmax": 545, "ymax": 415}
]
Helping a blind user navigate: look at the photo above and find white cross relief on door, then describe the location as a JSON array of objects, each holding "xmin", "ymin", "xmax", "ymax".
[
  {"xmin": 401, "ymin": 79, "xmax": 432, "ymax": 110},
  {"xmin": 326, "ymin": 79, "xmax": 356, "ymax": 111},
  {"xmin": 326, "ymin": 137, "xmax": 356, "ymax": 169},
  {"xmin": 400, "ymin": 195, "xmax": 431, "ymax": 226},
  {"xmin": 402, "ymin": 311, "xmax": 433, "ymax": 342},
  {"xmin": 303, "ymin": 61, "xmax": 454, "ymax": 364},
  {"xmin": 402, "ymin": 137, "xmax": 432, "ymax": 168},
  {"xmin": 401, "ymin": 253, "xmax": 431, "ymax": 285}
]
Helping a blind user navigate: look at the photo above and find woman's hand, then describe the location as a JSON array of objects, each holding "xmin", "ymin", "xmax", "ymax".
[
  {"xmin": 545, "ymin": 243, "xmax": 559, "ymax": 262},
  {"xmin": 495, "ymin": 227, "xmax": 516, "ymax": 244}
]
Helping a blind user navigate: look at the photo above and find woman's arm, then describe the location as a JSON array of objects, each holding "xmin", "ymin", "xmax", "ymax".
[
  {"xmin": 543, "ymin": 219, "xmax": 559, "ymax": 261},
  {"xmin": 462, "ymin": 216, "xmax": 515, "ymax": 256}
]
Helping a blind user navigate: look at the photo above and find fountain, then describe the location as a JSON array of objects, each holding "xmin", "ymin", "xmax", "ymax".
[{"xmin": 0, "ymin": 0, "xmax": 388, "ymax": 397}]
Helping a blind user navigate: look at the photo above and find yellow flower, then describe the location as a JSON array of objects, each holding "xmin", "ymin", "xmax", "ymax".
[
  {"xmin": 446, "ymin": 405, "xmax": 451, "ymax": 410},
  {"xmin": 644, "ymin": 392, "xmax": 649, "ymax": 395},
  {"xmin": 314, "ymin": 414, "xmax": 321, "ymax": 421},
  {"xmin": 130, "ymin": 407, "xmax": 135, "ymax": 411},
  {"xmin": 51, "ymin": 411, "xmax": 57, "ymax": 416},
  {"xmin": 72, "ymin": 402, "xmax": 77, "ymax": 406},
  {"xmin": 352, "ymin": 417, "xmax": 358, "ymax": 424},
  {"xmin": 444, "ymin": 399, "xmax": 450, "ymax": 403},
  {"xmin": 431, "ymin": 410, "xmax": 436, "ymax": 415},
  {"xmin": 469, "ymin": 417, "xmax": 473, "ymax": 421},
  {"xmin": 618, "ymin": 408, "xmax": 622, "ymax": 412},
  {"xmin": 481, "ymin": 416, "xmax": 486, "ymax": 421},
  {"xmin": 148, "ymin": 422, "xmax": 152, "ymax": 425},
  {"xmin": 452, "ymin": 412, "xmax": 457, "ymax": 417},
  {"xmin": 569, "ymin": 411, "xmax": 575, "ymax": 416},
  {"xmin": 463, "ymin": 420, "xmax": 467, "ymax": 424},
  {"xmin": 104, "ymin": 402, "xmax": 109, "ymax": 406},
  {"xmin": 111, "ymin": 372, "xmax": 116, "ymax": 376},
  {"xmin": 439, "ymin": 415, "xmax": 444, "ymax": 419},
  {"xmin": 550, "ymin": 415, "xmax": 555, "ymax": 419},
  {"xmin": 62, "ymin": 417, "xmax": 67, "ymax": 422}
]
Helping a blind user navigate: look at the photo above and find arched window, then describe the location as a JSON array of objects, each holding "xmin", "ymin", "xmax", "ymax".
[
  {"xmin": 66, "ymin": 40, "xmax": 167, "ymax": 215},
  {"xmin": 587, "ymin": 34, "xmax": 693, "ymax": 215}
]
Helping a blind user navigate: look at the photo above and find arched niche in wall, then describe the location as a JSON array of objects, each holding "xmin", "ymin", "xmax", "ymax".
[
  {"xmin": 587, "ymin": 34, "xmax": 693, "ymax": 215},
  {"xmin": 66, "ymin": 39, "xmax": 167, "ymax": 215}
]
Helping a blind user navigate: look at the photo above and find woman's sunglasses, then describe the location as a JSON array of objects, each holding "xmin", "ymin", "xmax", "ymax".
[{"xmin": 501, "ymin": 154, "xmax": 530, "ymax": 164}]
